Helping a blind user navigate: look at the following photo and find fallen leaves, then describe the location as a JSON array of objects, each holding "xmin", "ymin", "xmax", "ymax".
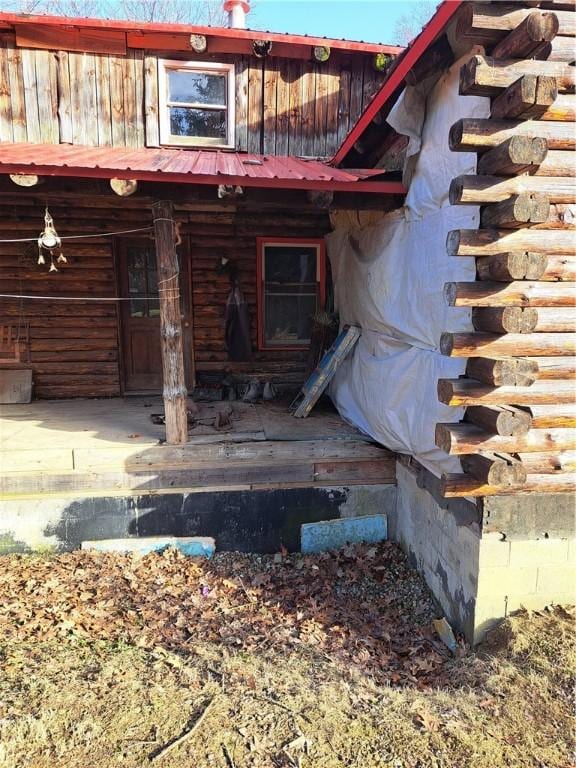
[{"xmin": 0, "ymin": 543, "xmax": 449, "ymax": 687}]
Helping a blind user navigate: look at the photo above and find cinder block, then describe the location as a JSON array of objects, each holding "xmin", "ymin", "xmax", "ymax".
[
  {"xmin": 477, "ymin": 565, "xmax": 538, "ymax": 597},
  {"xmin": 82, "ymin": 536, "xmax": 215, "ymax": 558},
  {"xmin": 509, "ymin": 539, "xmax": 569, "ymax": 568},
  {"xmin": 301, "ymin": 514, "xmax": 387, "ymax": 554},
  {"xmin": 479, "ymin": 534, "xmax": 511, "ymax": 568},
  {"xmin": 507, "ymin": 592, "xmax": 576, "ymax": 613},
  {"xmin": 536, "ymin": 565, "xmax": 576, "ymax": 597}
]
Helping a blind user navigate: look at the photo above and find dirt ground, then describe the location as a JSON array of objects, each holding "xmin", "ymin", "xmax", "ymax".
[{"xmin": 0, "ymin": 544, "xmax": 574, "ymax": 768}]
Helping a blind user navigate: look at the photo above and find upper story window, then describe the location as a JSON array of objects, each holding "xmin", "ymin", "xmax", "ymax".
[{"xmin": 158, "ymin": 60, "xmax": 235, "ymax": 148}]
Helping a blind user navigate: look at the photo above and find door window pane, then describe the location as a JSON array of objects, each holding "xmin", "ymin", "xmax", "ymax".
[{"xmin": 126, "ymin": 246, "xmax": 159, "ymax": 318}]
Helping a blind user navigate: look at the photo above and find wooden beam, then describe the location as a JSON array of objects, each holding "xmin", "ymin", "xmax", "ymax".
[
  {"xmin": 480, "ymin": 194, "xmax": 550, "ymax": 229},
  {"xmin": 405, "ymin": 34, "xmax": 454, "ymax": 86},
  {"xmin": 461, "ymin": 452, "xmax": 527, "ymax": 486},
  {"xmin": 471, "ymin": 307, "xmax": 538, "ymax": 334},
  {"xmin": 524, "ymin": 404, "xmax": 576, "ymax": 429},
  {"xmin": 475, "ymin": 252, "xmax": 547, "ymax": 281},
  {"xmin": 440, "ymin": 331, "xmax": 575, "ymax": 358},
  {"xmin": 532, "ymin": 306, "xmax": 576, "ymax": 332},
  {"xmin": 491, "ymin": 75, "xmax": 559, "ymax": 120},
  {"xmin": 539, "ymin": 254, "xmax": 576, "ymax": 281},
  {"xmin": 459, "ymin": 55, "xmax": 575, "ymax": 97},
  {"xmin": 444, "ymin": 280, "xmax": 575, "ymax": 307},
  {"xmin": 151, "ymin": 200, "xmax": 188, "ymax": 445},
  {"xmin": 438, "ymin": 378, "xmax": 575, "ymax": 406},
  {"xmin": 466, "ymin": 357, "xmax": 539, "ymax": 387},
  {"xmin": 436, "ymin": 423, "xmax": 575, "ymax": 454},
  {"xmin": 537, "ymin": 150, "xmax": 576, "ymax": 177},
  {"xmin": 529, "ymin": 356, "xmax": 576, "ymax": 379},
  {"xmin": 450, "ymin": 117, "xmax": 575, "ymax": 152},
  {"xmin": 477, "ymin": 135, "xmax": 548, "ymax": 176},
  {"xmin": 454, "ymin": 4, "xmax": 575, "ymax": 46},
  {"xmin": 447, "ymin": 228, "xmax": 576, "ymax": 256},
  {"xmin": 516, "ymin": 451, "xmax": 576, "ymax": 473},
  {"xmin": 490, "ymin": 10, "xmax": 559, "ymax": 60},
  {"xmin": 441, "ymin": 472, "xmax": 575, "ymax": 497},
  {"xmin": 452, "ymin": 175, "xmax": 575, "ymax": 206},
  {"xmin": 465, "ymin": 404, "xmax": 532, "ymax": 435}
]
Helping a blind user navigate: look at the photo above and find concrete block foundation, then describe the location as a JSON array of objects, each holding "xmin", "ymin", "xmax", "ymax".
[{"xmin": 392, "ymin": 461, "xmax": 576, "ymax": 644}]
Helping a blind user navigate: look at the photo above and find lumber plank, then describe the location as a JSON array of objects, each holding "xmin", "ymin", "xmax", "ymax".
[
  {"xmin": 438, "ymin": 378, "xmax": 575, "ymax": 406},
  {"xmin": 516, "ymin": 450, "xmax": 576, "ymax": 472},
  {"xmin": 523, "ymin": 403, "xmax": 576, "ymax": 428},
  {"xmin": 537, "ymin": 149, "xmax": 576, "ymax": 177},
  {"xmin": 529, "ymin": 356, "xmax": 576, "ymax": 379}
]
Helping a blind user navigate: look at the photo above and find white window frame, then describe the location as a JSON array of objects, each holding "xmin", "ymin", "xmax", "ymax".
[{"xmin": 158, "ymin": 59, "xmax": 235, "ymax": 149}]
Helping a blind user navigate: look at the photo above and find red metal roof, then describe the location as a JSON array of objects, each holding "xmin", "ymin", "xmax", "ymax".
[
  {"xmin": 0, "ymin": 12, "xmax": 403, "ymax": 55},
  {"xmin": 0, "ymin": 143, "xmax": 405, "ymax": 194},
  {"xmin": 332, "ymin": 0, "xmax": 464, "ymax": 165}
]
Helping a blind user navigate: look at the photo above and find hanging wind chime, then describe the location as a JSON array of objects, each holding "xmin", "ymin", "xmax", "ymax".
[{"xmin": 37, "ymin": 207, "xmax": 66, "ymax": 272}]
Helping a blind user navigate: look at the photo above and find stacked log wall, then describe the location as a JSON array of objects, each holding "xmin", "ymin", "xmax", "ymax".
[
  {"xmin": 0, "ymin": 183, "xmax": 329, "ymax": 398},
  {"xmin": 438, "ymin": 0, "xmax": 576, "ymax": 497}
]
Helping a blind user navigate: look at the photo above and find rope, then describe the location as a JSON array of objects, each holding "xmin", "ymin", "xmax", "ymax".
[{"xmin": 0, "ymin": 226, "xmax": 154, "ymax": 244}]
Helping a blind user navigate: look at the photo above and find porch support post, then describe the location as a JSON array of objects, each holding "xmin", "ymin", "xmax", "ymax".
[{"xmin": 152, "ymin": 200, "xmax": 188, "ymax": 444}]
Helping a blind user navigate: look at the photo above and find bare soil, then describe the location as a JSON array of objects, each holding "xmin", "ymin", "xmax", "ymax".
[{"xmin": 0, "ymin": 545, "xmax": 573, "ymax": 768}]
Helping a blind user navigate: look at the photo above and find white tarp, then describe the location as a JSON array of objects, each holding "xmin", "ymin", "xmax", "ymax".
[{"xmin": 327, "ymin": 54, "xmax": 490, "ymax": 476}]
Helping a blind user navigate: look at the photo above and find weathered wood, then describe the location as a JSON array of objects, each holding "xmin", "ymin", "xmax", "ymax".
[
  {"xmin": 466, "ymin": 357, "xmax": 539, "ymax": 387},
  {"xmin": 481, "ymin": 194, "xmax": 550, "ymax": 229},
  {"xmin": 55, "ymin": 50, "xmax": 72, "ymax": 144},
  {"xmin": 477, "ymin": 135, "xmax": 548, "ymax": 176},
  {"xmin": 523, "ymin": 403, "xmax": 576, "ymax": 429},
  {"xmin": 530, "ymin": 356, "xmax": 576, "ymax": 379},
  {"xmin": 547, "ymin": 34, "xmax": 576, "ymax": 62},
  {"xmin": 516, "ymin": 450, "xmax": 576, "ymax": 473},
  {"xmin": 95, "ymin": 54, "xmax": 112, "ymax": 146},
  {"xmin": 471, "ymin": 307, "xmax": 539, "ymax": 334},
  {"xmin": 445, "ymin": 280, "xmax": 575, "ymax": 308},
  {"xmin": 539, "ymin": 254, "xmax": 576, "ymax": 281},
  {"xmin": 9, "ymin": 173, "xmax": 41, "ymax": 187},
  {"xmin": 441, "ymin": 331, "xmax": 575, "ymax": 358},
  {"xmin": 144, "ymin": 55, "xmax": 159, "ymax": 148},
  {"xmin": 438, "ymin": 378, "xmax": 575, "ymax": 406},
  {"xmin": 109, "ymin": 57, "xmax": 125, "ymax": 147},
  {"xmin": 475, "ymin": 252, "xmax": 547, "ymax": 281},
  {"xmin": 452, "ymin": 175, "xmax": 575, "ymax": 206},
  {"xmin": 544, "ymin": 204, "xmax": 576, "ymax": 228},
  {"xmin": 110, "ymin": 178, "xmax": 138, "ymax": 197},
  {"xmin": 35, "ymin": 49, "xmax": 59, "ymax": 143},
  {"xmin": 459, "ymin": 55, "xmax": 575, "ymax": 97},
  {"xmin": 152, "ymin": 200, "xmax": 188, "ymax": 445},
  {"xmin": 441, "ymin": 471, "xmax": 575, "ymax": 497},
  {"xmin": 20, "ymin": 48, "xmax": 40, "ymax": 142},
  {"xmin": 491, "ymin": 74, "xmax": 558, "ymax": 120},
  {"xmin": 532, "ymin": 306, "xmax": 576, "ymax": 332},
  {"xmin": 6, "ymin": 40, "xmax": 26, "ymax": 143},
  {"xmin": 436, "ymin": 423, "xmax": 575, "ymax": 455},
  {"xmin": 301, "ymin": 60, "xmax": 317, "ymax": 157},
  {"xmin": 461, "ymin": 452, "xmax": 527, "ymax": 486},
  {"xmin": 490, "ymin": 11, "xmax": 559, "ymax": 60},
  {"xmin": 455, "ymin": 4, "xmax": 575, "ymax": 46},
  {"xmin": 405, "ymin": 34, "xmax": 454, "ymax": 86},
  {"xmin": 465, "ymin": 404, "xmax": 532, "ymax": 436},
  {"xmin": 447, "ymin": 228, "xmax": 576, "ymax": 256},
  {"xmin": 537, "ymin": 149, "xmax": 576, "ymax": 177},
  {"xmin": 450, "ymin": 118, "xmax": 575, "ymax": 152},
  {"xmin": 0, "ymin": 38, "xmax": 13, "ymax": 142},
  {"xmin": 247, "ymin": 59, "xmax": 263, "ymax": 154}
]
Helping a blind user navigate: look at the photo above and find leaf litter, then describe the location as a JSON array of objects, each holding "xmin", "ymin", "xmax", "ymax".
[{"xmin": 0, "ymin": 542, "xmax": 573, "ymax": 768}]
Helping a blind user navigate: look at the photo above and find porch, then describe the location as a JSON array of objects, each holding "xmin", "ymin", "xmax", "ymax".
[{"xmin": 0, "ymin": 396, "xmax": 397, "ymax": 552}]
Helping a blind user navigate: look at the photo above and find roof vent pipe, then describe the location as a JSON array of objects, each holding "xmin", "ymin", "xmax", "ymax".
[{"xmin": 223, "ymin": 0, "xmax": 250, "ymax": 28}]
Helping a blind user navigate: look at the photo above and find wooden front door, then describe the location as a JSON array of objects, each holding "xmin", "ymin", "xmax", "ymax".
[{"xmin": 118, "ymin": 240, "xmax": 193, "ymax": 393}]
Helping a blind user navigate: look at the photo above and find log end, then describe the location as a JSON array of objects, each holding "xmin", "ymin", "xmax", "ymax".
[
  {"xmin": 439, "ymin": 332, "xmax": 455, "ymax": 356},
  {"xmin": 448, "ymin": 119, "xmax": 464, "ymax": 151},
  {"xmin": 446, "ymin": 230, "xmax": 461, "ymax": 257},
  {"xmin": 443, "ymin": 282, "xmax": 458, "ymax": 306}
]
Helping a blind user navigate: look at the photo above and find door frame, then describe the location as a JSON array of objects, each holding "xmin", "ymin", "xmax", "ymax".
[{"xmin": 115, "ymin": 236, "xmax": 194, "ymax": 395}]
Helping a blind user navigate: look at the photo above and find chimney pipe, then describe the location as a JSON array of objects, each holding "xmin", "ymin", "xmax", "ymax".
[{"xmin": 223, "ymin": 0, "xmax": 250, "ymax": 28}]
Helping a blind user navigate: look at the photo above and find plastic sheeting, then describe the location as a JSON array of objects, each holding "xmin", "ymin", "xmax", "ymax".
[{"xmin": 327, "ymin": 54, "xmax": 490, "ymax": 476}]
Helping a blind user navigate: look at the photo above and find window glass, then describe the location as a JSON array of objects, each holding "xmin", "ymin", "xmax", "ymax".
[
  {"xmin": 126, "ymin": 246, "xmax": 159, "ymax": 318},
  {"xmin": 262, "ymin": 245, "xmax": 321, "ymax": 347},
  {"xmin": 168, "ymin": 70, "xmax": 226, "ymax": 106},
  {"xmin": 169, "ymin": 107, "xmax": 227, "ymax": 140}
]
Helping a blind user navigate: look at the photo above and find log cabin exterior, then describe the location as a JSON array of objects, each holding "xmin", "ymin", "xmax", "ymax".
[{"xmin": 0, "ymin": 1, "xmax": 574, "ymax": 643}]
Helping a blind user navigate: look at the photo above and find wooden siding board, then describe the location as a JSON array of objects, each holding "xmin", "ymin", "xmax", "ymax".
[
  {"xmin": 83, "ymin": 54, "xmax": 98, "ymax": 146},
  {"xmin": 0, "ymin": 37, "xmax": 13, "ymax": 141},
  {"xmin": 287, "ymin": 58, "xmax": 303, "ymax": 156},
  {"xmin": 336, "ymin": 68, "xmax": 351, "ymax": 150},
  {"xmin": 313, "ymin": 63, "xmax": 328, "ymax": 158},
  {"xmin": 275, "ymin": 58, "xmax": 290, "ymax": 156},
  {"xmin": 95, "ymin": 54, "xmax": 112, "ymax": 146},
  {"xmin": 144, "ymin": 54, "xmax": 160, "ymax": 147},
  {"xmin": 109, "ymin": 56, "xmax": 126, "ymax": 146},
  {"xmin": 132, "ymin": 50, "xmax": 145, "ymax": 147},
  {"xmin": 301, "ymin": 60, "xmax": 316, "ymax": 157},
  {"xmin": 20, "ymin": 47, "xmax": 41, "ymax": 142},
  {"xmin": 122, "ymin": 53, "xmax": 137, "ymax": 147},
  {"xmin": 263, "ymin": 58, "xmax": 278, "ymax": 155},
  {"xmin": 235, "ymin": 55, "xmax": 248, "ymax": 152},
  {"xmin": 55, "ymin": 50, "xmax": 72, "ymax": 144},
  {"xmin": 247, "ymin": 59, "xmax": 263, "ymax": 154},
  {"xmin": 324, "ymin": 61, "xmax": 341, "ymax": 158},
  {"xmin": 348, "ymin": 62, "xmax": 364, "ymax": 128}
]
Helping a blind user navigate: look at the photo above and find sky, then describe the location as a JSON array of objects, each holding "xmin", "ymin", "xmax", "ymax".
[{"xmin": 243, "ymin": 0, "xmax": 429, "ymax": 46}]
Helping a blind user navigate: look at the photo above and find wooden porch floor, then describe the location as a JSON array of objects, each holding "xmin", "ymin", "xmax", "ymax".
[{"xmin": 0, "ymin": 398, "xmax": 396, "ymax": 499}]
